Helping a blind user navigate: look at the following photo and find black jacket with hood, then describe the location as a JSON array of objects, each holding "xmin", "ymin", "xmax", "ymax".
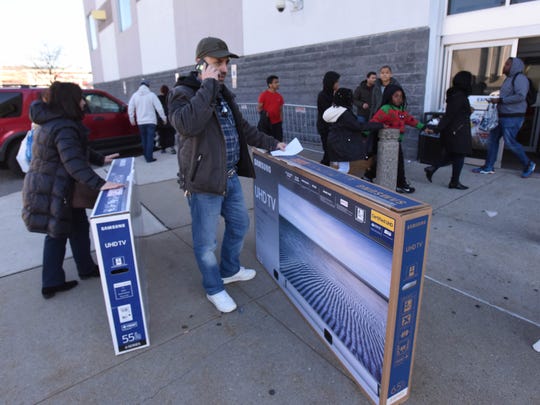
[
  {"xmin": 22, "ymin": 101, "xmax": 106, "ymax": 237},
  {"xmin": 316, "ymin": 71, "xmax": 340, "ymax": 136},
  {"xmin": 435, "ymin": 71, "xmax": 473, "ymax": 155},
  {"xmin": 323, "ymin": 105, "xmax": 383, "ymax": 162},
  {"xmin": 168, "ymin": 72, "xmax": 278, "ymax": 195}
]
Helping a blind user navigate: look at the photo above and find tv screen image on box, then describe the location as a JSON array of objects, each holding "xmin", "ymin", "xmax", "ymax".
[{"xmin": 278, "ymin": 185, "xmax": 392, "ymax": 393}]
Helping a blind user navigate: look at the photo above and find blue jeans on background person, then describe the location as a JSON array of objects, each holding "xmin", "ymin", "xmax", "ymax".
[
  {"xmin": 42, "ymin": 208, "xmax": 96, "ymax": 288},
  {"xmin": 356, "ymin": 115, "xmax": 367, "ymax": 123},
  {"xmin": 139, "ymin": 123, "xmax": 156, "ymax": 162},
  {"xmin": 187, "ymin": 174, "xmax": 249, "ymax": 295},
  {"xmin": 485, "ymin": 117, "xmax": 528, "ymax": 169}
]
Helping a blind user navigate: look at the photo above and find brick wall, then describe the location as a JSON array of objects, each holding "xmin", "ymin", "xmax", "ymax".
[{"xmin": 96, "ymin": 27, "xmax": 430, "ymax": 159}]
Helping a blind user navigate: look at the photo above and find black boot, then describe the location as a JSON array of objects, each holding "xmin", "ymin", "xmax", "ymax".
[
  {"xmin": 424, "ymin": 166, "xmax": 436, "ymax": 183},
  {"xmin": 80, "ymin": 265, "xmax": 100, "ymax": 280},
  {"xmin": 41, "ymin": 280, "xmax": 79, "ymax": 299},
  {"xmin": 448, "ymin": 182, "xmax": 468, "ymax": 190}
]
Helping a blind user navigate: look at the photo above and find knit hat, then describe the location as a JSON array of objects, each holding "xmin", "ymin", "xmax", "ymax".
[
  {"xmin": 196, "ymin": 37, "xmax": 239, "ymax": 59},
  {"xmin": 140, "ymin": 80, "xmax": 149, "ymax": 87}
]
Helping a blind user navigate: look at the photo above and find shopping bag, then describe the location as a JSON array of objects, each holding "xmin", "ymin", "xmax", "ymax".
[
  {"xmin": 478, "ymin": 103, "xmax": 498, "ymax": 132},
  {"xmin": 16, "ymin": 128, "xmax": 34, "ymax": 173}
]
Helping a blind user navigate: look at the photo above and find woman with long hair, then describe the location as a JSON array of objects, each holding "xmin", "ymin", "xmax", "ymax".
[{"xmin": 22, "ymin": 82, "xmax": 123, "ymax": 299}]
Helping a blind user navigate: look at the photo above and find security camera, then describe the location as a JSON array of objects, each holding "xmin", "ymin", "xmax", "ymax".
[{"xmin": 276, "ymin": 0, "xmax": 285, "ymax": 12}]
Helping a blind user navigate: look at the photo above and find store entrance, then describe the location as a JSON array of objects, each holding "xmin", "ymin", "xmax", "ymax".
[
  {"xmin": 516, "ymin": 36, "xmax": 540, "ymax": 155},
  {"xmin": 443, "ymin": 37, "xmax": 540, "ymax": 168}
]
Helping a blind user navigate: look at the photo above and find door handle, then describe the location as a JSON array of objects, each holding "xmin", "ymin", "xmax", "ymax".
[{"xmin": 93, "ymin": 116, "xmax": 105, "ymax": 121}]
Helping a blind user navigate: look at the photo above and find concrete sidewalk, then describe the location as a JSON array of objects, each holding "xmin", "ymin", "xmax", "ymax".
[{"xmin": 1, "ymin": 150, "xmax": 539, "ymax": 404}]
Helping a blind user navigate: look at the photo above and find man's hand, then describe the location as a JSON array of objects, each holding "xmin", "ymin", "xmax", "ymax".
[
  {"xmin": 488, "ymin": 97, "xmax": 501, "ymax": 104},
  {"xmin": 201, "ymin": 64, "xmax": 220, "ymax": 81},
  {"xmin": 424, "ymin": 128, "xmax": 434, "ymax": 134},
  {"xmin": 276, "ymin": 142, "xmax": 287, "ymax": 151},
  {"xmin": 104, "ymin": 153, "xmax": 120, "ymax": 164},
  {"xmin": 362, "ymin": 103, "xmax": 369, "ymax": 109},
  {"xmin": 100, "ymin": 181, "xmax": 124, "ymax": 191}
]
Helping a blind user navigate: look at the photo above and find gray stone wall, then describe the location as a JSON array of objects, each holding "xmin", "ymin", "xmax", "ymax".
[{"xmin": 95, "ymin": 27, "xmax": 430, "ymax": 159}]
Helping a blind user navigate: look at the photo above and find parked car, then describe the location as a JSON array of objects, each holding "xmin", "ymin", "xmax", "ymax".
[{"xmin": 0, "ymin": 87, "xmax": 140, "ymax": 174}]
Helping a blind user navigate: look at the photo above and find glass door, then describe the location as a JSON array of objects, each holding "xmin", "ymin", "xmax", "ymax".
[
  {"xmin": 516, "ymin": 36, "xmax": 540, "ymax": 153},
  {"xmin": 443, "ymin": 40, "xmax": 517, "ymax": 167}
]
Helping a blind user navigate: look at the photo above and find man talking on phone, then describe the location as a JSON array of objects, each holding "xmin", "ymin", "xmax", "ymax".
[{"xmin": 168, "ymin": 37, "xmax": 286, "ymax": 313}]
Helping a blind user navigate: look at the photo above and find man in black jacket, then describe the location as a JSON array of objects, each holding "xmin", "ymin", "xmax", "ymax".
[
  {"xmin": 168, "ymin": 37, "xmax": 286, "ymax": 313},
  {"xmin": 353, "ymin": 71, "xmax": 376, "ymax": 122}
]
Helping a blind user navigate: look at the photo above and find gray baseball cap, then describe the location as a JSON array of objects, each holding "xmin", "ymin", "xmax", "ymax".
[{"xmin": 196, "ymin": 37, "xmax": 239, "ymax": 59}]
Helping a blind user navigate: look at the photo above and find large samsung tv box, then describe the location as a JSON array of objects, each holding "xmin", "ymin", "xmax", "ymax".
[
  {"xmin": 253, "ymin": 150, "xmax": 431, "ymax": 405},
  {"xmin": 89, "ymin": 157, "xmax": 149, "ymax": 355}
]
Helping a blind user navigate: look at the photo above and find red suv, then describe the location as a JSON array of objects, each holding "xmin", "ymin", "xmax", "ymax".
[{"xmin": 0, "ymin": 87, "xmax": 140, "ymax": 174}]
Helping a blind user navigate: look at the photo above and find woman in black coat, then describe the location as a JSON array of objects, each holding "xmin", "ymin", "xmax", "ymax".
[
  {"xmin": 22, "ymin": 82, "xmax": 123, "ymax": 299},
  {"xmin": 424, "ymin": 71, "xmax": 473, "ymax": 189}
]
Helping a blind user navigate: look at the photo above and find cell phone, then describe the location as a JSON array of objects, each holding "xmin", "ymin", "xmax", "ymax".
[{"xmin": 195, "ymin": 60, "xmax": 207, "ymax": 74}]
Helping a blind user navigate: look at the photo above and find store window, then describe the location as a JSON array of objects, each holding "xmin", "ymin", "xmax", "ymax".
[
  {"xmin": 117, "ymin": 0, "xmax": 132, "ymax": 32},
  {"xmin": 448, "ymin": 0, "xmax": 504, "ymax": 14},
  {"xmin": 448, "ymin": 0, "xmax": 538, "ymax": 14},
  {"xmin": 449, "ymin": 45, "xmax": 512, "ymax": 95}
]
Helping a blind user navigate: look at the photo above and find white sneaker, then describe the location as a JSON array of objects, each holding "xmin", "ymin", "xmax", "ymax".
[
  {"xmin": 206, "ymin": 290, "xmax": 237, "ymax": 313},
  {"xmin": 222, "ymin": 267, "xmax": 256, "ymax": 285}
]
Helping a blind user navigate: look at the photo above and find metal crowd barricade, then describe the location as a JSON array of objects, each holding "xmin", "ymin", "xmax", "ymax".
[{"xmin": 239, "ymin": 103, "xmax": 321, "ymax": 150}]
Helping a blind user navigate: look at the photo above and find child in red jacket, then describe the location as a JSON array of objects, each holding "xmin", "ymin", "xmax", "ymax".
[{"xmin": 368, "ymin": 85, "xmax": 427, "ymax": 193}]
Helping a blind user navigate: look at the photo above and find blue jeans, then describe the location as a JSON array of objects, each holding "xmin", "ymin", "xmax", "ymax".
[
  {"xmin": 42, "ymin": 208, "xmax": 96, "ymax": 288},
  {"xmin": 485, "ymin": 117, "xmax": 529, "ymax": 169},
  {"xmin": 139, "ymin": 124, "xmax": 156, "ymax": 162},
  {"xmin": 356, "ymin": 115, "xmax": 367, "ymax": 123},
  {"xmin": 187, "ymin": 174, "xmax": 249, "ymax": 295}
]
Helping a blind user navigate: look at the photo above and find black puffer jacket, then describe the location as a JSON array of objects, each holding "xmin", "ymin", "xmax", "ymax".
[
  {"xmin": 169, "ymin": 72, "xmax": 278, "ymax": 195},
  {"xmin": 22, "ymin": 101, "xmax": 106, "ymax": 237}
]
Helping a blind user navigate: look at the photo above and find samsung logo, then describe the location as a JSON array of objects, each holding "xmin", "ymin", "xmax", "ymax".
[
  {"xmin": 254, "ymin": 159, "xmax": 271, "ymax": 174},
  {"xmin": 101, "ymin": 224, "xmax": 126, "ymax": 231},
  {"xmin": 406, "ymin": 219, "xmax": 427, "ymax": 230}
]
